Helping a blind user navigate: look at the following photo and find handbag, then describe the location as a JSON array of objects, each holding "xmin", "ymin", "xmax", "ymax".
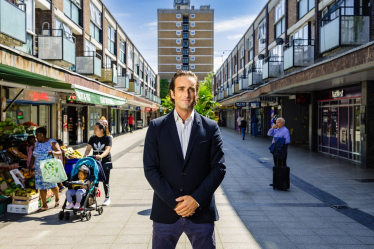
[{"xmin": 40, "ymin": 155, "xmax": 68, "ymax": 183}]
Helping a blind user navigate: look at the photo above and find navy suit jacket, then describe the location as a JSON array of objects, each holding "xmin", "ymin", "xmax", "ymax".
[{"xmin": 143, "ymin": 110, "xmax": 226, "ymax": 224}]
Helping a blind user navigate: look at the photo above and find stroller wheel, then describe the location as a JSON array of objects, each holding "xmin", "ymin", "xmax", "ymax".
[
  {"xmin": 64, "ymin": 211, "xmax": 70, "ymax": 221},
  {"xmin": 86, "ymin": 211, "xmax": 92, "ymax": 221},
  {"xmin": 98, "ymin": 206, "xmax": 103, "ymax": 215},
  {"xmin": 80, "ymin": 212, "xmax": 85, "ymax": 221},
  {"xmin": 58, "ymin": 211, "xmax": 64, "ymax": 220}
]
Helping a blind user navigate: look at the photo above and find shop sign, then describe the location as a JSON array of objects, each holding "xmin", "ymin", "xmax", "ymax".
[
  {"xmin": 331, "ymin": 90, "xmax": 344, "ymax": 98},
  {"xmin": 145, "ymin": 107, "xmax": 151, "ymax": 112},
  {"xmin": 8, "ymin": 89, "xmax": 58, "ymax": 103},
  {"xmin": 249, "ymin": 101, "xmax": 260, "ymax": 108},
  {"xmin": 67, "ymin": 95, "xmax": 77, "ymax": 103},
  {"xmin": 295, "ymin": 94, "xmax": 311, "ymax": 104},
  {"xmin": 136, "ymin": 106, "xmax": 141, "ymax": 111},
  {"xmin": 152, "ymin": 108, "xmax": 158, "ymax": 111},
  {"xmin": 17, "ymin": 110, "xmax": 23, "ymax": 119},
  {"xmin": 128, "ymin": 105, "xmax": 134, "ymax": 110},
  {"xmin": 74, "ymin": 89, "xmax": 127, "ymax": 106},
  {"xmin": 260, "ymin": 96, "xmax": 278, "ymax": 102},
  {"xmin": 111, "ymin": 106, "xmax": 121, "ymax": 109},
  {"xmin": 235, "ymin": 102, "xmax": 246, "ymax": 108}
]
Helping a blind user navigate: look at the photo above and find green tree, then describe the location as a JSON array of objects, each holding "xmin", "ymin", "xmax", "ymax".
[
  {"xmin": 160, "ymin": 79, "xmax": 170, "ymax": 99},
  {"xmin": 202, "ymin": 72, "xmax": 213, "ymax": 93}
]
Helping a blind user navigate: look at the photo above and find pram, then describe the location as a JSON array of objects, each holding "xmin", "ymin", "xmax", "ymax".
[{"xmin": 58, "ymin": 157, "xmax": 104, "ymax": 221}]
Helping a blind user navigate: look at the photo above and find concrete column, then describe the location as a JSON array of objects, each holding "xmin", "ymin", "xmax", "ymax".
[{"xmin": 309, "ymin": 92, "xmax": 318, "ymax": 152}]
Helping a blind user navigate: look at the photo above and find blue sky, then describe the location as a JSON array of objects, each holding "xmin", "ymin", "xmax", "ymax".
[{"xmin": 103, "ymin": 0, "xmax": 265, "ymax": 73}]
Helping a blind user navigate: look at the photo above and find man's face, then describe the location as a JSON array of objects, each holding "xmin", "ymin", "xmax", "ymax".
[
  {"xmin": 276, "ymin": 119, "xmax": 284, "ymax": 128},
  {"xmin": 170, "ymin": 76, "xmax": 198, "ymax": 112}
]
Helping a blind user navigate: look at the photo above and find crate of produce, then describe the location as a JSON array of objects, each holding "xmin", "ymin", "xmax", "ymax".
[
  {"xmin": 12, "ymin": 189, "xmax": 39, "ymax": 205},
  {"xmin": 0, "ymin": 173, "xmax": 7, "ymax": 191},
  {"xmin": 7, "ymin": 202, "xmax": 38, "ymax": 214},
  {"xmin": 12, "ymin": 134, "xmax": 29, "ymax": 140}
]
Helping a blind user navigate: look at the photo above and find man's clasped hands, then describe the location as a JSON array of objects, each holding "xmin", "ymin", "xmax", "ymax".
[{"xmin": 174, "ymin": 195, "xmax": 199, "ymax": 217}]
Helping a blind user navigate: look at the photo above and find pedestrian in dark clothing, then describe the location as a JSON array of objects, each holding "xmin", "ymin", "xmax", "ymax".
[
  {"xmin": 240, "ymin": 118, "xmax": 247, "ymax": 140},
  {"xmin": 251, "ymin": 115, "xmax": 259, "ymax": 137}
]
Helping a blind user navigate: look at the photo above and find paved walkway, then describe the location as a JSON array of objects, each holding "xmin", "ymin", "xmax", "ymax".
[{"xmin": 1, "ymin": 127, "xmax": 374, "ymax": 248}]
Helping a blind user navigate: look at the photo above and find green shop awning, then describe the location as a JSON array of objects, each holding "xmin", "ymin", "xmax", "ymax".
[
  {"xmin": 75, "ymin": 88, "xmax": 127, "ymax": 106},
  {"xmin": 0, "ymin": 62, "xmax": 72, "ymax": 90}
]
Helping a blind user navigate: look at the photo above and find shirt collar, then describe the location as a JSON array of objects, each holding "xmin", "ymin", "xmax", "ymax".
[{"xmin": 174, "ymin": 109, "xmax": 195, "ymax": 123}]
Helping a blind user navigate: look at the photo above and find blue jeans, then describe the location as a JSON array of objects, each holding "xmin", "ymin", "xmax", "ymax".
[
  {"xmin": 252, "ymin": 123, "xmax": 258, "ymax": 136},
  {"xmin": 241, "ymin": 128, "xmax": 246, "ymax": 139},
  {"xmin": 153, "ymin": 218, "xmax": 215, "ymax": 249}
]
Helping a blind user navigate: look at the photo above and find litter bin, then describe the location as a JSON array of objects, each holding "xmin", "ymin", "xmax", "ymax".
[{"xmin": 136, "ymin": 119, "xmax": 143, "ymax": 129}]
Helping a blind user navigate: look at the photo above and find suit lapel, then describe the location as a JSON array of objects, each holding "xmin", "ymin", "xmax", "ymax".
[
  {"xmin": 183, "ymin": 112, "xmax": 202, "ymax": 167},
  {"xmin": 166, "ymin": 110, "xmax": 184, "ymax": 161}
]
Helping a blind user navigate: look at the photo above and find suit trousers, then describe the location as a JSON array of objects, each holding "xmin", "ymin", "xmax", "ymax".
[{"xmin": 152, "ymin": 218, "xmax": 215, "ymax": 249}]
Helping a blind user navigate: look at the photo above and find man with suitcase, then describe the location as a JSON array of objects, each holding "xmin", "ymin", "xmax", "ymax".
[{"xmin": 267, "ymin": 117, "xmax": 291, "ymax": 191}]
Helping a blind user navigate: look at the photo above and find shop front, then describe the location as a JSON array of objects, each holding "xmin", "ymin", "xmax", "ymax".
[
  {"xmin": 249, "ymin": 101, "xmax": 262, "ymax": 136},
  {"xmin": 6, "ymin": 88, "xmax": 59, "ymax": 138},
  {"xmin": 316, "ymin": 85, "xmax": 362, "ymax": 163},
  {"xmin": 260, "ymin": 97, "xmax": 282, "ymax": 137},
  {"xmin": 69, "ymin": 86, "xmax": 127, "ymax": 141}
]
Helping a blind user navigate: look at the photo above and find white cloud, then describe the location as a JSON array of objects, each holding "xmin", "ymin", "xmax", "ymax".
[
  {"xmin": 227, "ymin": 34, "xmax": 243, "ymax": 40},
  {"xmin": 145, "ymin": 22, "xmax": 157, "ymax": 27},
  {"xmin": 215, "ymin": 15, "xmax": 256, "ymax": 33}
]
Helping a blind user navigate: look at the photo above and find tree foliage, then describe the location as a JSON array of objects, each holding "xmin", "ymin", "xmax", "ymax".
[
  {"xmin": 160, "ymin": 79, "xmax": 170, "ymax": 99},
  {"xmin": 160, "ymin": 72, "xmax": 219, "ymax": 121}
]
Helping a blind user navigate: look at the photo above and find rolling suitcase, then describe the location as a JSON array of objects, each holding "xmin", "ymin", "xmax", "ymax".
[{"xmin": 270, "ymin": 155, "xmax": 290, "ymax": 191}]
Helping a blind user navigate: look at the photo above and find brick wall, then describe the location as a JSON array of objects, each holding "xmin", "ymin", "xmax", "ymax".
[
  {"xmin": 269, "ymin": 8, "xmax": 275, "ymax": 45},
  {"xmin": 35, "ymin": 9, "xmax": 52, "ymax": 34},
  {"xmin": 83, "ymin": 0, "xmax": 90, "ymax": 32},
  {"xmin": 288, "ymin": 0, "xmax": 297, "ymax": 28}
]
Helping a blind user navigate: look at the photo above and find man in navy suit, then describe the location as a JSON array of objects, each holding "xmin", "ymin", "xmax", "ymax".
[{"xmin": 143, "ymin": 71, "xmax": 226, "ymax": 249}]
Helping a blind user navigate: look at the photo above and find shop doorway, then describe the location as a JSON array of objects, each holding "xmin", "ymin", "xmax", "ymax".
[
  {"xmin": 318, "ymin": 100, "xmax": 361, "ymax": 162},
  {"xmin": 64, "ymin": 106, "xmax": 87, "ymax": 145}
]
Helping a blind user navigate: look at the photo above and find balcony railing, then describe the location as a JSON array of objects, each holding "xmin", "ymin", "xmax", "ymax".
[
  {"xmin": 320, "ymin": 7, "xmax": 370, "ymax": 53},
  {"xmin": 231, "ymin": 81, "xmax": 240, "ymax": 94},
  {"xmin": 76, "ymin": 51, "xmax": 102, "ymax": 78},
  {"xmin": 98, "ymin": 67, "xmax": 117, "ymax": 84},
  {"xmin": 0, "ymin": 0, "xmax": 26, "ymax": 46},
  {"xmin": 116, "ymin": 76, "xmax": 130, "ymax": 90},
  {"xmin": 284, "ymin": 39, "xmax": 315, "ymax": 71},
  {"xmin": 262, "ymin": 56, "xmax": 283, "ymax": 80},
  {"xmin": 38, "ymin": 29, "xmax": 76, "ymax": 67}
]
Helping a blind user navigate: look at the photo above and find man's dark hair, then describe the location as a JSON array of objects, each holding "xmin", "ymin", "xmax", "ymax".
[
  {"xmin": 130, "ymin": 114, "xmax": 132, "ymax": 116},
  {"xmin": 35, "ymin": 127, "xmax": 47, "ymax": 136},
  {"xmin": 168, "ymin": 70, "xmax": 199, "ymax": 104}
]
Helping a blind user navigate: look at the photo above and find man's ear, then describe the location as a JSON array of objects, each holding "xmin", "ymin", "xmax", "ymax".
[{"xmin": 170, "ymin": 89, "xmax": 175, "ymax": 100}]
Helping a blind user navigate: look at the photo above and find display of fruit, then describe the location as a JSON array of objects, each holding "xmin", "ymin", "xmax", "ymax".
[
  {"xmin": 64, "ymin": 148, "xmax": 83, "ymax": 159},
  {"xmin": 25, "ymin": 178, "xmax": 35, "ymax": 188},
  {"xmin": 22, "ymin": 121, "xmax": 38, "ymax": 128},
  {"xmin": 7, "ymin": 147, "xmax": 27, "ymax": 159},
  {"xmin": 13, "ymin": 188, "xmax": 37, "ymax": 197}
]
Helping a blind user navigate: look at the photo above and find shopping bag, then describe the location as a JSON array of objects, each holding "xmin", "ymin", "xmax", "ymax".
[{"xmin": 40, "ymin": 157, "xmax": 68, "ymax": 183}]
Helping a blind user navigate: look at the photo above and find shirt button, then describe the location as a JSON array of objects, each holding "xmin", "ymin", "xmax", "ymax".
[
  {"xmin": 182, "ymin": 172, "xmax": 186, "ymax": 176},
  {"xmin": 180, "ymin": 188, "xmax": 183, "ymax": 192}
]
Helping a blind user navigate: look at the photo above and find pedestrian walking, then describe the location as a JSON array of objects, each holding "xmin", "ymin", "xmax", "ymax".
[
  {"xmin": 240, "ymin": 117, "xmax": 247, "ymax": 140},
  {"xmin": 251, "ymin": 115, "xmax": 259, "ymax": 137},
  {"xmin": 29, "ymin": 127, "xmax": 61, "ymax": 212},
  {"xmin": 237, "ymin": 115, "xmax": 242, "ymax": 133},
  {"xmin": 128, "ymin": 114, "xmax": 134, "ymax": 133},
  {"xmin": 83, "ymin": 121, "xmax": 113, "ymax": 206},
  {"xmin": 267, "ymin": 117, "xmax": 291, "ymax": 166},
  {"xmin": 56, "ymin": 139, "xmax": 66, "ymax": 192},
  {"xmin": 144, "ymin": 70, "xmax": 226, "ymax": 249}
]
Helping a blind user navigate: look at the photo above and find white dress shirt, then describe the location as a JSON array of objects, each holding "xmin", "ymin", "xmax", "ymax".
[{"xmin": 174, "ymin": 109, "xmax": 194, "ymax": 159}]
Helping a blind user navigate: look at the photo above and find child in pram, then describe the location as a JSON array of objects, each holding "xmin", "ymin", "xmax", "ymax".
[{"xmin": 65, "ymin": 165, "xmax": 90, "ymax": 209}]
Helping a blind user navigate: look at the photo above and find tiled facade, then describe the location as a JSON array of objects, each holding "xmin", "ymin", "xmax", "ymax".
[{"xmin": 157, "ymin": 0, "xmax": 214, "ymax": 81}]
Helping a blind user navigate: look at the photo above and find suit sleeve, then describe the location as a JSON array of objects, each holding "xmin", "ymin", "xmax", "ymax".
[
  {"xmin": 143, "ymin": 120, "xmax": 179, "ymax": 210},
  {"xmin": 191, "ymin": 123, "xmax": 226, "ymax": 208}
]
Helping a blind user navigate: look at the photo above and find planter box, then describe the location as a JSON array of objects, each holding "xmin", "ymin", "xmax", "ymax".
[{"xmin": 7, "ymin": 202, "xmax": 38, "ymax": 214}]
